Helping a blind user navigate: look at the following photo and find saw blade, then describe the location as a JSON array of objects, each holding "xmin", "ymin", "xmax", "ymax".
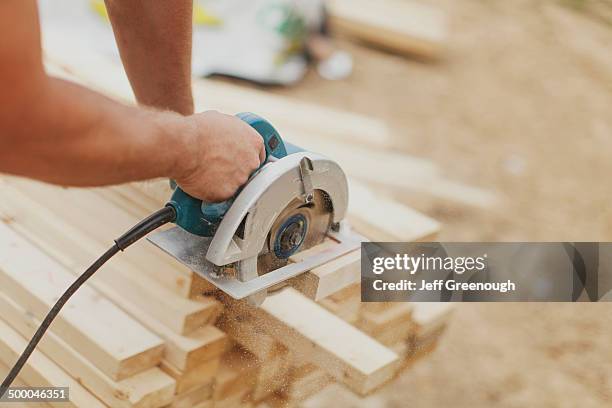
[{"xmin": 249, "ymin": 189, "xmax": 332, "ymax": 277}]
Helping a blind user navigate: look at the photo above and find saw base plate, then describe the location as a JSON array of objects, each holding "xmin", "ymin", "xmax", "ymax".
[{"xmin": 147, "ymin": 225, "xmax": 361, "ymax": 300}]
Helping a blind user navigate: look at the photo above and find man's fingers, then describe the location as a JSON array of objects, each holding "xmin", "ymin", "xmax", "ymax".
[
  {"xmin": 258, "ymin": 143, "xmax": 266, "ymax": 164},
  {"xmin": 247, "ymin": 130, "xmax": 266, "ymax": 164}
]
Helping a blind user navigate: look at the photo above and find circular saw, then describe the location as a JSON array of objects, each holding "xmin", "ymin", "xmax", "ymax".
[{"xmin": 148, "ymin": 113, "xmax": 359, "ymax": 305}]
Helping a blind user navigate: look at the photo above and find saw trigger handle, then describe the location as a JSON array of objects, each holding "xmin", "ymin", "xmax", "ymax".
[{"xmin": 168, "ymin": 112, "xmax": 285, "ymax": 237}]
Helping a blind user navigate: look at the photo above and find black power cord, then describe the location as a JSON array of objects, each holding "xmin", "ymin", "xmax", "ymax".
[{"xmin": 0, "ymin": 205, "xmax": 176, "ymax": 398}]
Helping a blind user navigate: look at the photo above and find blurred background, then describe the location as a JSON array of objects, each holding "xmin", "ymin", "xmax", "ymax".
[{"xmin": 40, "ymin": 0, "xmax": 612, "ymax": 406}]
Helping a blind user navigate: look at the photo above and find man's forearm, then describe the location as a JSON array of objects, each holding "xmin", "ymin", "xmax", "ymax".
[
  {"xmin": 104, "ymin": 0, "xmax": 194, "ymax": 115},
  {"xmin": 1, "ymin": 75, "xmax": 191, "ymax": 187},
  {"xmin": 0, "ymin": 0, "xmax": 263, "ymax": 202}
]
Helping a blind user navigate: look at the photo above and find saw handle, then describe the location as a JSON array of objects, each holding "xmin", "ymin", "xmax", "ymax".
[{"xmin": 168, "ymin": 113, "xmax": 287, "ymax": 237}]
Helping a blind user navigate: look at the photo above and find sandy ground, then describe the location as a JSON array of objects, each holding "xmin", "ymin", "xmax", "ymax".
[{"xmin": 266, "ymin": 1, "xmax": 612, "ymax": 406}]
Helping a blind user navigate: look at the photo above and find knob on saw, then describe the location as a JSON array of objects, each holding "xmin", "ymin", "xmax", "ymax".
[{"xmin": 167, "ymin": 112, "xmax": 288, "ymax": 237}]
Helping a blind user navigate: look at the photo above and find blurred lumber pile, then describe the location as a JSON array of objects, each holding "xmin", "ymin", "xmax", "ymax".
[
  {"xmin": 0, "ymin": 37, "xmax": 465, "ymax": 407},
  {"xmin": 326, "ymin": 0, "xmax": 448, "ymax": 59}
]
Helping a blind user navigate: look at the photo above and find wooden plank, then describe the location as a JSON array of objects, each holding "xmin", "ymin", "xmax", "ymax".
[
  {"xmin": 255, "ymin": 395, "xmax": 296, "ymax": 408},
  {"xmin": 0, "ymin": 319, "xmax": 107, "ymax": 408},
  {"xmin": 289, "ymin": 241, "xmax": 361, "ymax": 300},
  {"xmin": 251, "ymin": 348, "xmax": 292, "ymax": 402},
  {"xmin": 327, "ymin": 0, "xmax": 447, "ymax": 59},
  {"xmin": 0, "ymin": 222, "xmax": 164, "ymax": 381},
  {"xmin": 0, "ymin": 292, "xmax": 175, "ymax": 408},
  {"xmin": 358, "ymin": 304, "xmax": 414, "ymax": 347},
  {"xmin": 126, "ymin": 322, "xmax": 226, "ymax": 373},
  {"xmin": 225, "ymin": 288, "xmax": 400, "ymax": 395},
  {"xmin": 216, "ymin": 314, "xmax": 281, "ymax": 361},
  {"xmin": 281, "ymin": 364, "xmax": 331, "ymax": 402},
  {"xmin": 348, "ymin": 180, "xmax": 440, "ymax": 242},
  {"xmin": 359, "ymin": 304, "xmax": 413, "ymax": 333},
  {"xmin": 213, "ymin": 348, "xmax": 257, "ymax": 402},
  {"xmin": 215, "ymin": 394, "xmax": 253, "ymax": 408},
  {"xmin": 411, "ymin": 303, "xmax": 454, "ymax": 339},
  {"xmin": 168, "ymin": 382, "xmax": 213, "ymax": 408},
  {"xmin": 191, "ymin": 401, "xmax": 214, "ymax": 408},
  {"xmin": 318, "ymin": 291, "xmax": 362, "ymax": 324},
  {"xmin": 0, "ymin": 180, "xmax": 228, "ymax": 371},
  {"xmin": 4, "ymin": 177, "xmax": 220, "ymax": 335},
  {"xmin": 300, "ymin": 382, "xmax": 386, "ymax": 408},
  {"xmin": 160, "ymin": 358, "xmax": 219, "ymax": 395},
  {"xmin": 360, "ymin": 303, "xmax": 396, "ymax": 313},
  {"xmin": 407, "ymin": 303, "xmax": 454, "ymax": 357}
]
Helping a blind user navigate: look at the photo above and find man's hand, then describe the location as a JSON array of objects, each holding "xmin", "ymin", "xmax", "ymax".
[{"xmin": 174, "ymin": 111, "xmax": 266, "ymax": 202}]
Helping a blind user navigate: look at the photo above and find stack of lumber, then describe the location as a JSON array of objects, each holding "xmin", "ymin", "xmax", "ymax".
[
  {"xmin": 326, "ymin": 0, "xmax": 449, "ymax": 59},
  {"xmin": 0, "ymin": 176, "xmax": 455, "ymax": 407},
  {"xmin": 0, "ymin": 35, "xmax": 462, "ymax": 407}
]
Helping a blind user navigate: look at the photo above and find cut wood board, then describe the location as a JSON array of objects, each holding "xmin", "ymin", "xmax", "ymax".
[
  {"xmin": 358, "ymin": 303, "xmax": 414, "ymax": 347},
  {"xmin": 160, "ymin": 358, "xmax": 219, "ymax": 395},
  {"xmin": 168, "ymin": 382, "xmax": 214, "ymax": 408},
  {"xmin": 216, "ymin": 314, "xmax": 281, "ymax": 361},
  {"xmin": 359, "ymin": 304, "xmax": 413, "ymax": 333},
  {"xmin": 0, "ymin": 222, "xmax": 164, "ymax": 381},
  {"xmin": 281, "ymin": 364, "xmax": 331, "ymax": 402},
  {"xmin": 0, "ymin": 319, "xmax": 107, "ymax": 408},
  {"xmin": 159, "ymin": 325, "xmax": 228, "ymax": 372},
  {"xmin": 318, "ymin": 294, "xmax": 362, "ymax": 325},
  {"xmin": 0, "ymin": 292, "xmax": 175, "ymax": 408},
  {"xmin": 213, "ymin": 349, "xmax": 257, "ymax": 402},
  {"xmin": 251, "ymin": 348, "xmax": 292, "ymax": 401},
  {"xmin": 411, "ymin": 303, "xmax": 454, "ymax": 338},
  {"xmin": 327, "ymin": 0, "xmax": 447, "ymax": 59},
  {"xmin": 300, "ymin": 382, "xmax": 386, "ymax": 408},
  {"xmin": 0, "ymin": 180, "xmax": 228, "ymax": 371},
  {"xmin": 289, "ymin": 241, "xmax": 361, "ymax": 301},
  {"xmin": 227, "ymin": 288, "xmax": 400, "ymax": 395}
]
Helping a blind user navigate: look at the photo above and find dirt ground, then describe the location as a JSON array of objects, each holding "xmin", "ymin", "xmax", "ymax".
[{"xmin": 270, "ymin": 1, "xmax": 612, "ymax": 406}]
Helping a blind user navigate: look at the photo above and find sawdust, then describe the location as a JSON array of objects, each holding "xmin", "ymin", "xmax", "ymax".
[{"xmin": 263, "ymin": 0, "xmax": 612, "ymax": 405}]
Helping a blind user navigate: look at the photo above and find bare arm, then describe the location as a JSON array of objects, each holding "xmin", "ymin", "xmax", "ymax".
[
  {"xmin": 0, "ymin": 0, "xmax": 263, "ymax": 202},
  {"xmin": 104, "ymin": 0, "xmax": 194, "ymax": 115}
]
